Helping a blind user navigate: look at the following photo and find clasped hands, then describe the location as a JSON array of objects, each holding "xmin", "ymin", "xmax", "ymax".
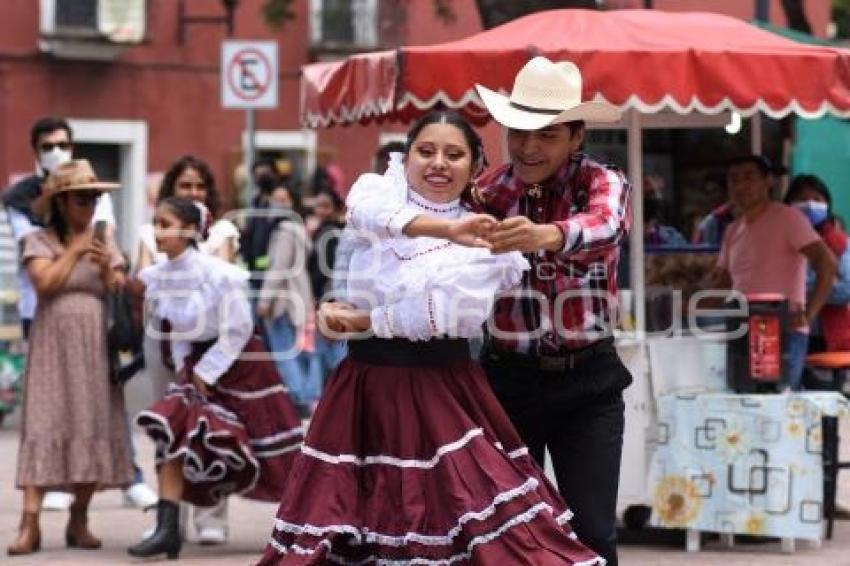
[
  {"xmin": 319, "ymin": 214, "xmax": 564, "ymax": 338},
  {"xmin": 67, "ymin": 229, "xmax": 112, "ymax": 271},
  {"xmin": 446, "ymin": 214, "xmax": 562, "ymax": 254}
]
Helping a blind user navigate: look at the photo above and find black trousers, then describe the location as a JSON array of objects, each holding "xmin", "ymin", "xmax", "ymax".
[{"xmin": 481, "ymin": 342, "xmax": 632, "ymax": 566}]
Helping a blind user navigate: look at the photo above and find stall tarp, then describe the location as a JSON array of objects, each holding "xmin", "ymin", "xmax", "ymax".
[
  {"xmin": 302, "ymin": 9, "xmax": 850, "ymax": 127},
  {"xmin": 792, "ymin": 116, "xmax": 850, "ymax": 222}
]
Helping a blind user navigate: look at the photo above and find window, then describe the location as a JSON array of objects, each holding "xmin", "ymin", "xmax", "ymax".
[
  {"xmin": 41, "ymin": 0, "xmax": 146, "ymax": 46},
  {"xmin": 310, "ymin": 0, "xmax": 378, "ymax": 49},
  {"xmin": 55, "ymin": 0, "xmax": 98, "ymax": 34}
]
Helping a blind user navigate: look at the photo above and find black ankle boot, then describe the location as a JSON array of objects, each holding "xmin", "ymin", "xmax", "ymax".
[{"xmin": 127, "ymin": 500, "xmax": 182, "ymax": 559}]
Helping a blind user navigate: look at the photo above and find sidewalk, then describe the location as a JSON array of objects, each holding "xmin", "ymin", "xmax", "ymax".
[{"xmin": 1, "ymin": 374, "xmax": 849, "ymax": 564}]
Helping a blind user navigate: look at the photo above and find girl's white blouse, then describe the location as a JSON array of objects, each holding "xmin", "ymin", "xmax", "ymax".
[
  {"xmin": 344, "ymin": 156, "xmax": 529, "ymax": 341},
  {"xmin": 139, "ymin": 248, "xmax": 253, "ymax": 385}
]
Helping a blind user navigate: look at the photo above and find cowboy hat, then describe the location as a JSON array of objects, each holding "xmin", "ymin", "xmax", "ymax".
[
  {"xmin": 33, "ymin": 159, "xmax": 119, "ymax": 218},
  {"xmin": 475, "ymin": 56, "xmax": 621, "ymax": 130}
]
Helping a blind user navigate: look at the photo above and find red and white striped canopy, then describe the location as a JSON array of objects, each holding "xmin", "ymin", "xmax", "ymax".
[{"xmin": 302, "ymin": 9, "xmax": 850, "ymax": 127}]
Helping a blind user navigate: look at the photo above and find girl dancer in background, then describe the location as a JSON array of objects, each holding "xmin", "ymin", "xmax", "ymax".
[{"xmin": 128, "ymin": 197, "xmax": 303, "ymax": 560}]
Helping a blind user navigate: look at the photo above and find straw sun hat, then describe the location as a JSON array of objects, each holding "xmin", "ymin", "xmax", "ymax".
[
  {"xmin": 475, "ymin": 56, "xmax": 621, "ymax": 130},
  {"xmin": 32, "ymin": 159, "xmax": 119, "ymax": 218}
]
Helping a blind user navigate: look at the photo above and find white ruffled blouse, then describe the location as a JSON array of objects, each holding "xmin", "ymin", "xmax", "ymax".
[
  {"xmin": 138, "ymin": 248, "xmax": 253, "ymax": 385},
  {"xmin": 344, "ymin": 155, "xmax": 529, "ymax": 341}
]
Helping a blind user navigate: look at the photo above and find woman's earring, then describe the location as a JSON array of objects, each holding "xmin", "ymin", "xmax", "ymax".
[{"xmin": 469, "ymin": 179, "xmax": 485, "ymax": 206}]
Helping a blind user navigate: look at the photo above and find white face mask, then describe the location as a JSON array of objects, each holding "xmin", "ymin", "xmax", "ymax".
[{"xmin": 39, "ymin": 147, "xmax": 72, "ymax": 174}]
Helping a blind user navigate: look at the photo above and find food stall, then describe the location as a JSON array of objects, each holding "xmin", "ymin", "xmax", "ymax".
[{"xmin": 299, "ymin": 7, "xmax": 850, "ymax": 549}]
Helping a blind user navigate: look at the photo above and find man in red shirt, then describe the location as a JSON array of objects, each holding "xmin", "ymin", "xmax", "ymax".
[{"xmin": 471, "ymin": 57, "xmax": 632, "ymax": 565}]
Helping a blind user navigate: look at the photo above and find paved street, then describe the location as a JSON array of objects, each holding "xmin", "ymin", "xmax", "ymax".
[{"xmin": 1, "ymin": 375, "xmax": 850, "ymax": 565}]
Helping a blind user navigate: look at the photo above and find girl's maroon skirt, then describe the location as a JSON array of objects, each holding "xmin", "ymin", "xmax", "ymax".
[
  {"xmin": 258, "ymin": 338, "xmax": 604, "ymax": 566},
  {"xmin": 136, "ymin": 336, "xmax": 304, "ymax": 507}
]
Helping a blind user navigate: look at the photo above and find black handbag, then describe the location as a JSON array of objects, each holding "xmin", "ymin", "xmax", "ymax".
[
  {"xmin": 106, "ymin": 290, "xmax": 137, "ymax": 351},
  {"xmin": 105, "ymin": 289, "xmax": 143, "ymax": 384}
]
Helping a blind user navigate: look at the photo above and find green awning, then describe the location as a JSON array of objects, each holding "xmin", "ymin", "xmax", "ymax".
[{"xmin": 751, "ymin": 20, "xmax": 834, "ymax": 46}]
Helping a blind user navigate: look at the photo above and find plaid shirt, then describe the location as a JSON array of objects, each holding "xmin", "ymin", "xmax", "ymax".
[{"xmin": 467, "ymin": 152, "xmax": 632, "ymax": 354}]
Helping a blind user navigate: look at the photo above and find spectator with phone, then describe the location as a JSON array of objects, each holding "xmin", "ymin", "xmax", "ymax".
[
  {"xmin": 1, "ymin": 117, "xmax": 117, "ymax": 340},
  {"xmin": 1, "ymin": 116, "xmax": 156, "ymax": 513},
  {"xmin": 7, "ymin": 160, "xmax": 133, "ymax": 555}
]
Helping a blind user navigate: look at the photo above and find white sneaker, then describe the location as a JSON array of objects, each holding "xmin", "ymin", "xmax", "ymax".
[
  {"xmin": 41, "ymin": 491, "xmax": 73, "ymax": 511},
  {"xmin": 197, "ymin": 526, "xmax": 228, "ymax": 545},
  {"xmin": 123, "ymin": 483, "xmax": 159, "ymax": 510}
]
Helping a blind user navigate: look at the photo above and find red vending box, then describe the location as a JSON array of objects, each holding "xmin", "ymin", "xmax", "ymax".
[{"xmin": 727, "ymin": 294, "xmax": 788, "ymax": 393}]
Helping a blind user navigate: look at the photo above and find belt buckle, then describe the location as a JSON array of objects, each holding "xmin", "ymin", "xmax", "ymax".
[{"xmin": 539, "ymin": 355, "xmax": 566, "ymax": 372}]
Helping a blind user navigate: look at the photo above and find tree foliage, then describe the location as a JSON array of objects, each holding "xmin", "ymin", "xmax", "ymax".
[{"xmin": 262, "ymin": 0, "xmax": 296, "ymax": 29}]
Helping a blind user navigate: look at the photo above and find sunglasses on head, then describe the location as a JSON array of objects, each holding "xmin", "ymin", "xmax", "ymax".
[
  {"xmin": 69, "ymin": 191, "xmax": 101, "ymax": 206},
  {"xmin": 39, "ymin": 141, "xmax": 71, "ymax": 153}
]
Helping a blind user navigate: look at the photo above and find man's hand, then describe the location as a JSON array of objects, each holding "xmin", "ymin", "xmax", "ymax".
[
  {"xmin": 791, "ymin": 310, "xmax": 809, "ymax": 329},
  {"xmin": 487, "ymin": 217, "xmax": 564, "ymax": 254},
  {"xmin": 445, "ymin": 214, "xmax": 498, "ymax": 249}
]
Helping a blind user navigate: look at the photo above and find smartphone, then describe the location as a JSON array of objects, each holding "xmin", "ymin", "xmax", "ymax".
[{"xmin": 93, "ymin": 220, "xmax": 108, "ymax": 244}]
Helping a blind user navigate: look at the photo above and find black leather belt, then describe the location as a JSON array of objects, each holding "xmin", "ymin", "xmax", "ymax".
[
  {"xmin": 349, "ymin": 337, "xmax": 470, "ymax": 367},
  {"xmin": 484, "ymin": 337, "xmax": 615, "ymax": 371}
]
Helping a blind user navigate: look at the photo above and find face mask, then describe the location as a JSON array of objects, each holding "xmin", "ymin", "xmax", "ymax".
[
  {"xmin": 793, "ymin": 200, "xmax": 829, "ymax": 226},
  {"xmin": 39, "ymin": 147, "xmax": 72, "ymax": 174},
  {"xmin": 268, "ymin": 201, "xmax": 291, "ymax": 210}
]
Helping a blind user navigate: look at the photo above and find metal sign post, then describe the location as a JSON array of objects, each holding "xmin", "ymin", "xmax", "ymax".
[
  {"xmin": 246, "ymin": 108, "xmax": 256, "ymax": 202},
  {"xmin": 221, "ymin": 40, "xmax": 279, "ymax": 205}
]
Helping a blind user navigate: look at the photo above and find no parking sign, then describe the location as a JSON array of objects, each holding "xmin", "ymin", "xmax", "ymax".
[{"xmin": 221, "ymin": 41, "xmax": 278, "ymax": 109}]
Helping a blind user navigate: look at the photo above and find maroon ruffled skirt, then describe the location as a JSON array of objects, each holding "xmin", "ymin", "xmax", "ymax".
[
  {"xmin": 137, "ymin": 337, "xmax": 304, "ymax": 507},
  {"xmin": 258, "ymin": 338, "xmax": 603, "ymax": 565}
]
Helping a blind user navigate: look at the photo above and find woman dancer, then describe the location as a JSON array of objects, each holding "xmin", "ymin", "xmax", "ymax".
[
  {"xmin": 259, "ymin": 111, "xmax": 604, "ymax": 565},
  {"xmin": 128, "ymin": 197, "xmax": 303, "ymax": 560}
]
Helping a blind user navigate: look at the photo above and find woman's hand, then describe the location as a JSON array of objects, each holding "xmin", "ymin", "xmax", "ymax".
[
  {"xmin": 318, "ymin": 302, "xmax": 370, "ymax": 337},
  {"xmin": 487, "ymin": 217, "xmax": 564, "ymax": 254},
  {"xmin": 88, "ymin": 238, "xmax": 112, "ymax": 272},
  {"xmin": 191, "ymin": 372, "xmax": 211, "ymax": 396},
  {"xmin": 445, "ymin": 214, "xmax": 498, "ymax": 249}
]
